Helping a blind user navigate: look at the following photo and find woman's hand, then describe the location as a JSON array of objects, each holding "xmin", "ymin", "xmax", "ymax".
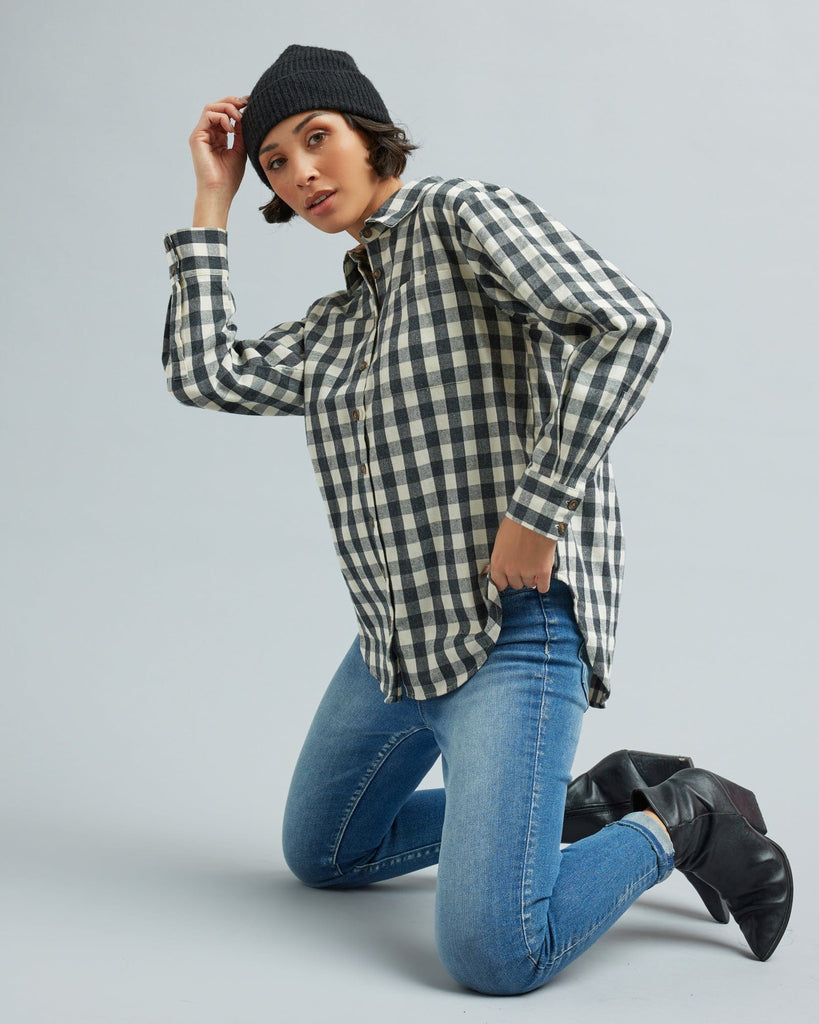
[
  {"xmin": 189, "ymin": 96, "xmax": 249, "ymax": 227},
  {"xmin": 481, "ymin": 517, "xmax": 557, "ymax": 593}
]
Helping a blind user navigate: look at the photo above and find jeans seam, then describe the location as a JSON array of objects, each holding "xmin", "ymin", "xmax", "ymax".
[
  {"xmin": 341, "ymin": 842, "xmax": 441, "ymax": 879},
  {"xmin": 543, "ymin": 865, "xmax": 658, "ymax": 971},
  {"xmin": 538, "ymin": 819, "xmax": 666, "ymax": 971},
  {"xmin": 329, "ymin": 726, "xmax": 431, "ymax": 876},
  {"xmin": 520, "ymin": 591, "xmax": 552, "ymax": 966}
]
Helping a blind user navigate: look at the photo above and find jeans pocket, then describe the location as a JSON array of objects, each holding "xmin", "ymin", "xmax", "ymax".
[{"xmin": 578, "ymin": 646, "xmax": 592, "ymax": 708}]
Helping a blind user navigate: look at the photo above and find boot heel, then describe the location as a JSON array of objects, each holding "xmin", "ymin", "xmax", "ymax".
[
  {"xmin": 683, "ymin": 872, "xmax": 730, "ymax": 924},
  {"xmin": 714, "ymin": 774, "xmax": 768, "ymax": 834}
]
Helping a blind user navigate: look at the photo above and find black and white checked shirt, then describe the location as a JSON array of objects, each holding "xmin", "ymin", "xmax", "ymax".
[{"xmin": 163, "ymin": 177, "xmax": 672, "ymax": 706}]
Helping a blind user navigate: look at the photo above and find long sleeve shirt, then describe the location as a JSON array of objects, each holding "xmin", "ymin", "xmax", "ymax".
[{"xmin": 163, "ymin": 177, "xmax": 672, "ymax": 705}]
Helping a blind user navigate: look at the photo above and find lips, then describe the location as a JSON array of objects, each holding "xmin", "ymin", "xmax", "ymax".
[{"xmin": 305, "ymin": 190, "xmax": 335, "ymax": 210}]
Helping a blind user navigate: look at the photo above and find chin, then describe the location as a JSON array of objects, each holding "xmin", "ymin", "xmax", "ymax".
[{"xmin": 309, "ymin": 221, "xmax": 349, "ymax": 236}]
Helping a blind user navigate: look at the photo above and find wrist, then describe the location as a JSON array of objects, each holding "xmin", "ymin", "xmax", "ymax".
[{"xmin": 192, "ymin": 189, "xmax": 234, "ymax": 229}]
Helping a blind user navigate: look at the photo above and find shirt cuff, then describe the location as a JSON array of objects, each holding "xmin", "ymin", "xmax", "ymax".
[
  {"xmin": 504, "ymin": 466, "xmax": 585, "ymax": 539},
  {"xmin": 163, "ymin": 227, "xmax": 228, "ymax": 277}
]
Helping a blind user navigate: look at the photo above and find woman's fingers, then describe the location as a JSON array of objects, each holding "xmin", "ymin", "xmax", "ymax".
[
  {"xmin": 207, "ymin": 103, "xmax": 246, "ymax": 129},
  {"xmin": 188, "ymin": 95, "xmax": 250, "ymax": 199},
  {"xmin": 201, "ymin": 109, "xmax": 236, "ymax": 138},
  {"xmin": 193, "ymin": 96, "xmax": 250, "ymax": 137},
  {"xmin": 208, "ymin": 96, "xmax": 250, "ymax": 121}
]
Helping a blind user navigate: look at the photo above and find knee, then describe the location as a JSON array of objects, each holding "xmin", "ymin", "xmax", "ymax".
[
  {"xmin": 282, "ymin": 855, "xmax": 334, "ymax": 890},
  {"xmin": 282, "ymin": 839, "xmax": 330, "ymax": 889},
  {"xmin": 281, "ymin": 807, "xmax": 341, "ymax": 889},
  {"xmin": 282, "ymin": 788, "xmax": 383, "ymax": 889},
  {"xmin": 435, "ymin": 917, "xmax": 541, "ymax": 996}
]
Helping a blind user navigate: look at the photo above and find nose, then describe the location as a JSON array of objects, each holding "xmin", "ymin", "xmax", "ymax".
[{"xmin": 292, "ymin": 154, "xmax": 318, "ymax": 189}]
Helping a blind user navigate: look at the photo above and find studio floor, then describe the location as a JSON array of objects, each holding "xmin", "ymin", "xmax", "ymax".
[{"xmin": 1, "ymin": 803, "xmax": 808, "ymax": 1024}]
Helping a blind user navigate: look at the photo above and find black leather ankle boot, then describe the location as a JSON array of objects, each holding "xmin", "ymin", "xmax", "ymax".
[
  {"xmin": 563, "ymin": 750, "xmax": 730, "ymax": 923},
  {"xmin": 633, "ymin": 767, "xmax": 793, "ymax": 961}
]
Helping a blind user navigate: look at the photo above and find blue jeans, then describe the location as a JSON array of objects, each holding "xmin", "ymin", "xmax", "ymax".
[{"xmin": 282, "ymin": 580, "xmax": 675, "ymax": 995}]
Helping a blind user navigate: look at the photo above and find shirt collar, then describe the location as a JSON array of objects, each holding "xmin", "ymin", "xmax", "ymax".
[
  {"xmin": 343, "ymin": 176, "xmax": 443, "ymax": 286},
  {"xmin": 361, "ymin": 176, "xmax": 443, "ymax": 232}
]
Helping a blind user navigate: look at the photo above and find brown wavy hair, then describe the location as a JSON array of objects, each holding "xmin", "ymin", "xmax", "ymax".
[{"xmin": 258, "ymin": 113, "xmax": 417, "ymax": 224}]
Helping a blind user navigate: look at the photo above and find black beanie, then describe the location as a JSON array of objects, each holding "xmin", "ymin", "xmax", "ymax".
[{"xmin": 243, "ymin": 45, "xmax": 391, "ymax": 187}]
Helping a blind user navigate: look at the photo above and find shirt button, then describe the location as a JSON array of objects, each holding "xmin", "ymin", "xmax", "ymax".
[
  {"xmin": 372, "ymin": 267, "xmax": 383, "ymax": 279},
  {"xmin": 557, "ymin": 523, "xmax": 566, "ymax": 536},
  {"xmin": 358, "ymin": 360, "xmax": 368, "ymax": 371},
  {"xmin": 369, "ymin": 515, "xmax": 375, "ymax": 527},
  {"xmin": 352, "ymin": 408, "xmax": 361, "ymax": 421},
  {"xmin": 360, "ymin": 464, "xmax": 368, "ymax": 475},
  {"xmin": 567, "ymin": 499, "xmax": 579, "ymax": 511},
  {"xmin": 361, "ymin": 227, "xmax": 373, "ymax": 238}
]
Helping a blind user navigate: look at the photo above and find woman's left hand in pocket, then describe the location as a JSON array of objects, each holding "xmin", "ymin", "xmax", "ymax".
[{"xmin": 481, "ymin": 517, "xmax": 557, "ymax": 594}]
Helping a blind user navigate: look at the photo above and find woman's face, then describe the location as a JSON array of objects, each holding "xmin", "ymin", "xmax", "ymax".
[{"xmin": 257, "ymin": 110, "xmax": 402, "ymax": 240}]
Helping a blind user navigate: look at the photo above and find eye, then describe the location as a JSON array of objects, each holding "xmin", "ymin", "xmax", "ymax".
[
  {"xmin": 307, "ymin": 129, "xmax": 327, "ymax": 146},
  {"xmin": 267, "ymin": 155, "xmax": 285, "ymax": 172}
]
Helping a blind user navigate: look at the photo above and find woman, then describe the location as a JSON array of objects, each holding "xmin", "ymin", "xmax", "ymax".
[{"xmin": 163, "ymin": 45, "xmax": 792, "ymax": 994}]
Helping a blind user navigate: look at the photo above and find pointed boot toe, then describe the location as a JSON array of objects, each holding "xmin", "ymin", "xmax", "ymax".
[{"xmin": 634, "ymin": 768, "xmax": 793, "ymax": 961}]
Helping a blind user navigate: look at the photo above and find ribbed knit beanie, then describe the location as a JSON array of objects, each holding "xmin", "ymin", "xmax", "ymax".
[{"xmin": 243, "ymin": 45, "xmax": 391, "ymax": 187}]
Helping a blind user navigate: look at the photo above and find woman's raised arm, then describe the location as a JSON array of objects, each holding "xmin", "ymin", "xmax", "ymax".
[
  {"xmin": 189, "ymin": 95, "xmax": 249, "ymax": 229},
  {"xmin": 162, "ymin": 95, "xmax": 306, "ymax": 417}
]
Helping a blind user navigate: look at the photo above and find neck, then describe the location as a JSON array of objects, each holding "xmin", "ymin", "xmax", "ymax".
[{"xmin": 347, "ymin": 177, "xmax": 404, "ymax": 242}]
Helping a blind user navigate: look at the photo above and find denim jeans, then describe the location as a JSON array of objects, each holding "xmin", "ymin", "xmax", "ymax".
[{"xmin": 282, "ymin": 580, "xmax": 675, "ymax": 995}]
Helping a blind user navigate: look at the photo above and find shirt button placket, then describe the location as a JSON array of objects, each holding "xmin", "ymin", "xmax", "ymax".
[
  {"xmin": 356, "ymin": 355, "xmax": 371, "ymax": 483},
  {"xmin": 355, "ymin": 249, "xmax": 394, "ymax": 642},
  {"xmin": 355, "ymin": 342, "xmax": 382, "ymax": 579}
]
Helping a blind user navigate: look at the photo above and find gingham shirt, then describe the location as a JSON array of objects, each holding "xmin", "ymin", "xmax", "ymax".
[{"xmin": 163, "ymin": 177, "xmax": 672, "ymax": 706}]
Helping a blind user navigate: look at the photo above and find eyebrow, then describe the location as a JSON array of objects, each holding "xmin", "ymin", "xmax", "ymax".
[{"xmin": 258, "ymin": 111, "xmax": 329, "ymax": 155}]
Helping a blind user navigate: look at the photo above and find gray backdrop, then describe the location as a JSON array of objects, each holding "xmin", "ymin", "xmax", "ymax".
[{"xmin": 3, "ymin": 2, "xmax": 816, "ymax": 1022}]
